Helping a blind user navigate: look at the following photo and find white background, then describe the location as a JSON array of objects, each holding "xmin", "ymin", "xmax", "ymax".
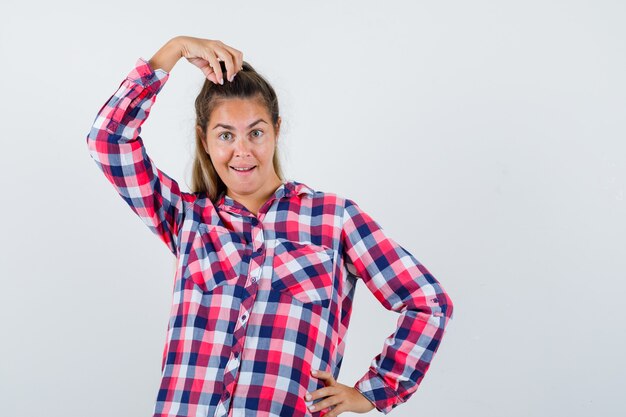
[{"xmin": 0, "ymin": 1, "xmax": 624, "ymax": 416}]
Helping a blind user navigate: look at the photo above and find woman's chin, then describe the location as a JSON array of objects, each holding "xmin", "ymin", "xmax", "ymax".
[{"xmin": 226, "ymin": 182, "xmax": 260, "ymax": 196}]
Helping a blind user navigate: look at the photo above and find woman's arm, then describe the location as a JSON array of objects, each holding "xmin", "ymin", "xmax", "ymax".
[
  {"xmin": 86, "ymin": 37, "xmax": 244, "ymax": 256},
  {"xmin": 340, "ymin": 198, "xmax": 455, "ymax": 414},
  {"xmin": 148, "ymin": 37, "xmax": 184, "ymax": 73},
  {"xmin": 85, "ymin": 38, "xmax": 192, "ymax": 256}
]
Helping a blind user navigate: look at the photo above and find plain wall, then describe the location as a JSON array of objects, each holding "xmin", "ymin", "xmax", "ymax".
[{"xmin": 1, "ymin": 1, "xmax": 624, "ymax": 416}]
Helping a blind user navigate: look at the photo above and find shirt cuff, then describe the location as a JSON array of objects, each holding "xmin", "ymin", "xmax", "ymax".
[
  {"xmin": 354, "ymin": 368, "xmax": 404, "ymax": 414},
  {"xmin": 125, "ymin": 57, "xmax": 170, "ymax": 92}
]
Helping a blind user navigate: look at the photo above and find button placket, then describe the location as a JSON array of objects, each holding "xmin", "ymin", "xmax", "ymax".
[
  {"xmin": 251, "ymin": 219, "xmax": 265, "ymax": 253},
  {"xmin": 226, "ymin": 353, "xmax": 240, "ymax": 372},
  {"xmin": 248, "ymin": 216, "xmax": 265, "ymax": 285},
  {"xmin": 219, "ymin": 215, "xmax": 261, "ymax": 415}
]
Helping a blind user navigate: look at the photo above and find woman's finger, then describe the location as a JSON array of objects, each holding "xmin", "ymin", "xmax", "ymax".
[
  {"xmin": 312, "ymin": 369, "xmax": 337, "ymax": 386},
  {"xmin": 186, "ymin": 56, "xmax": 219, "ymax": 84},
  {"xmin": 203, "ymin": 49, "xmax": 224, "ymax": 84},
  {"xmin": 213, "ymin": 46, "xmax": 237, "ymax": 82},
  {"xmin": 324, "ymin": 403, "xmax": 345, "ymax": 417},
  {"xmin": 308, "ymin": 391, "xmax": 341, "ymax": 414},
  {"xmin": 308, "ymin": 385, "xmax": 340, "ymax": 401},
  {"xmin": 221, "ymin": 44, "xmax": 244, "ymax": 74}
]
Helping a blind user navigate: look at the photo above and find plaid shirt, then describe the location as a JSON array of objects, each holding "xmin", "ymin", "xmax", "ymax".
[{"xmin": 86, "ymin": 57, "xmax": 454, "ymax": 417}]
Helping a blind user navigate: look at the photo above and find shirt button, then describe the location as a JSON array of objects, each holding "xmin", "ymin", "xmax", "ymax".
[
  {"xmin": 241, "ymin": 314, "xmax": 247, "ymax": 322},
  {"xmin": 234, "ymin": 351, "xmax": 239, "ymax": 358},
  {"xmin": 251, "ymin": 277, "xmax": 256, "ymax": 283}
]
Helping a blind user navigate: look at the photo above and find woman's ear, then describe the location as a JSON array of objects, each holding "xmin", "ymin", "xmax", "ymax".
[
  {"xmin": 275, "ymin": 116, "xmax": 282, "ymax": 141},
  {"xmin": 197, "ymin": 125, "xmax": 209, "ymax": 154}
]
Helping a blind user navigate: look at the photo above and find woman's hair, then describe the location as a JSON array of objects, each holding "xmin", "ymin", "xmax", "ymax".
[{"xmin": 191, "ymin": 60, "xmax": 285, "ymax": 203}]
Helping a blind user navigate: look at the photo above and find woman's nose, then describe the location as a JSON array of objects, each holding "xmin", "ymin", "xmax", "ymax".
[{"xmin": 234, "ymin": 137, "xmax": 251, "ymax": 156}]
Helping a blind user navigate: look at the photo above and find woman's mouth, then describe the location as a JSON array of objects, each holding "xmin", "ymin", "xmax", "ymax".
[{"xmin": 230, "ymin": 165, "xmax": 257, "ymax": 174}]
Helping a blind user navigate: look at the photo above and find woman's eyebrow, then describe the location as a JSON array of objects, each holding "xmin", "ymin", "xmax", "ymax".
[{"xmin": 212, "ymin": 118, "xmax": 268, "ymax": 130}]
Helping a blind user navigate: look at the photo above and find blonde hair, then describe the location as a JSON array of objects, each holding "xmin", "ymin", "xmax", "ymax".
[{"xmin": 191, "ymin": 60, "xmax": 285, "ymax": 203}]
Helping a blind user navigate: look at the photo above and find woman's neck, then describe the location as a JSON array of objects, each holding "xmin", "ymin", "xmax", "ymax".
[{"xmin": 227, "ymin": 176, "xmax": 284, "ymax": 217}]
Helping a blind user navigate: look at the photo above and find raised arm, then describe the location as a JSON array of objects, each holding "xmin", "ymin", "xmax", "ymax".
[
  {"xmin": 341, "ymin": 198, "xmax": 454, "ymax": 414},
  {"xmin": 86, "ymin": 42, "xmax": 189, "ymax": 255},
  {"xmin": 86, "ymin": 37, "xmax": 245, "ymax": 256}
]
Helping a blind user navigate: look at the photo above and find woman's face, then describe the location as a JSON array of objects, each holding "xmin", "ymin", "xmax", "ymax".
[{"xmin": 203, "ymin": 97, "xmax": 282, "ymax": 203}]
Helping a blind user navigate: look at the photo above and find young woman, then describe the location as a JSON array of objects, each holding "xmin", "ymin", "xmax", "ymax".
[{"xmin": 86, "ymin": 35, "xmax": 454, "ymax": 417}]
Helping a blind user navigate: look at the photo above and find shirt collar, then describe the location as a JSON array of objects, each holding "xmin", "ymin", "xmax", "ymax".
[{"xmin": 216, "ymin": 180, "xmax": 315, "ymax": 212}]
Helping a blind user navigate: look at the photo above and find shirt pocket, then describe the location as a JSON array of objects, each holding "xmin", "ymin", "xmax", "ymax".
[
  {"xmin": 190, "ymin": 223, "xmax": 247, "ymax": 292},
  {"xmin": 271, "ymin": 238, "xmax": 335, "ymax": 307}
]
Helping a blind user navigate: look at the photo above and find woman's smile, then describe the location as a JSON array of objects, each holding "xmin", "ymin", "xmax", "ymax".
[{"xmin": 230, "ymin": 165, "xmax": 257, "ymax": 174}]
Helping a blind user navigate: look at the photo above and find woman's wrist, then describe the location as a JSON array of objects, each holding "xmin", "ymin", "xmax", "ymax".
[{"xmin": 148, "ymin": 37, "xmax": 183, "ymax": 74}]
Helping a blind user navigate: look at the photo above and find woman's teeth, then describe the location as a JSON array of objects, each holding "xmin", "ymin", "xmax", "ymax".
[{"xmin": 231, "ymin": 166, "xmax": 255, "ymax": 171}]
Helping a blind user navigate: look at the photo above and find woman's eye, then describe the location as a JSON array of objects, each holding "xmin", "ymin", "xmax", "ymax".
[
  {"xmin": 219, "ymin": 132, "xmax": 232, "ymax": 141},
  {"xmin": 251, "ymin": 129, "xmax": 263, "ymax": 138}
]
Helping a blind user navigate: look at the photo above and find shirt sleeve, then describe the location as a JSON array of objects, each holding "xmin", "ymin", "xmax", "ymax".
[
  {"xmin": 86, "ymin": 57, "xmax": 195, "ymax": 256},
  {"xmin": 341, "ymin": 198, "xmax": 454, "ymax": 414}
]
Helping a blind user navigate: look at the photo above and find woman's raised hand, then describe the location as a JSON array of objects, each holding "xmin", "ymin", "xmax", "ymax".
[
  {"xmin": 178, "ymin": 36, "xmax": 244, "ymax": 85},
  {"xmin": 148, "ymin": 36, "xmax": 244, "ymax": 85}
]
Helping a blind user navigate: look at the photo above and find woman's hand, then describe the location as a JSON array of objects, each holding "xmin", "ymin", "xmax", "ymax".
[
  {"xmin": 178, "ymin": 36, "xmax": 244, "ymax": 85},
  {"xmin": 148, "ymin": 36, "xmax": 244, "ymax": 85},
  {"xmin": 306, "ymin": 369, "xmax": 377, "ymax": 415}
]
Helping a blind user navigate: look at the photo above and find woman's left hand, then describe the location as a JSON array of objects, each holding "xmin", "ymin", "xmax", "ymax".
[{"xmin": 305, "ymin": 369, "xmax": 376, "ymax": 415}]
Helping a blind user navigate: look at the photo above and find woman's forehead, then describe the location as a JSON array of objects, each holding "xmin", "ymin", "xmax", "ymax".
[{"xmin": 209, "ymin": 97, "xmax": 271, "ymax": 127}]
